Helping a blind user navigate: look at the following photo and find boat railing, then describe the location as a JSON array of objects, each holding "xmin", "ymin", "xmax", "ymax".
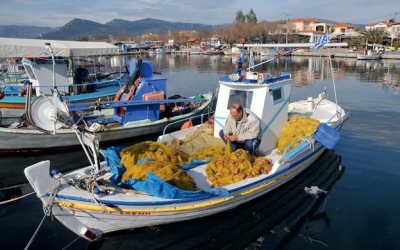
[
  {"xmin": 68, "ymin": 97, "xmax": 207, "ymax": 111},
  {"xmin": 2, "ymin": 76, "xmax": 124, "ymax": 95},
  {"xmin": 162, "ymin": 104, "xmax": 215, "ymax": 135}
]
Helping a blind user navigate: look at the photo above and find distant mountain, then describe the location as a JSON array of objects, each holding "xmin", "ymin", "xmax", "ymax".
[
  {"xmin": 0, "ymin": 18, "xmax": 217, "ymax": 41},
  {"xmin": 106, "ymin": 18, "xmax": 215, "ymax": 37},
  {"xmin": 0, "ymin": 25, "xmax": 53, "ymax": 38},
  {"xmin": 0, "ymin": 18, "xmax": 365, "ymax": 41},
  {"xmin": 41, "ymin": 19, "xmax": 112, "ymax": 40}
]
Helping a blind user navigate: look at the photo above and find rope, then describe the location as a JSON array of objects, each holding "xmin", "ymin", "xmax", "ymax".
[
  {"xmin": 24, "ymin": 176, "xmax": 62, "ymax": 249},
  {"xmin": 62, "ymin": 236, "xmax": 81, "ymax": 250},
  {"xmin": 0, "ymin": 191, "xmax": 35, "ymax": 205},
  {"xmin": 24, "ymin": 214, "xmax": 47, "ymax": 250}
]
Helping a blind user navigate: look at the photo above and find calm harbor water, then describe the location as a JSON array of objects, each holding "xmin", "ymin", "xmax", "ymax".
[{"xmin": 1, "ymin": 54, "xmax": 400, "ymax": 249}]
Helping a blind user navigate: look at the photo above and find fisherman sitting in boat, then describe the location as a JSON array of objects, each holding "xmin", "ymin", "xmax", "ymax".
[{"xmin": 219, "ymin": 103, "xmax": 261, "ymax": 156}]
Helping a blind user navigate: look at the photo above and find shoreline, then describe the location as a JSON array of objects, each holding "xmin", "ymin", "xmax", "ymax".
[{"xmin": 118, "ymin": 48, "xmax": 400, "ymax": 60}]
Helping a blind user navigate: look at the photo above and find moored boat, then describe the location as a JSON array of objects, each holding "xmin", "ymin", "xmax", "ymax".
[
  {"xmin": 24, "ymin": 40, "xmax": 349, "ymax": 241},
  {"xmin": 0, "ymin": 38, "xmax": 125, "ymax": 118},
  {"xmin": 0, "ymin": 58, "xmax": 215, "ymax": 154}
]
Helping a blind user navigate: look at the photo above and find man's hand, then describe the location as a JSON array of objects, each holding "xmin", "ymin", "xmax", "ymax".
[
  {"xmin": 227, "ymin": 135, "xmax": 238, "ymax": 141},
  {"xmin": 224, "ymin": 133, "xmax": 230, "ymax": 140}
]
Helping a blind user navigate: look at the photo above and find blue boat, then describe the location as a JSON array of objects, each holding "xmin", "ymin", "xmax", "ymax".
[
  {"xmin": 0, "ymin": 57, "xmax": 215, "ymax": 154},
  {"xmin": 0, "ymin": 38, "xmax": 125, "ymax": 118}
]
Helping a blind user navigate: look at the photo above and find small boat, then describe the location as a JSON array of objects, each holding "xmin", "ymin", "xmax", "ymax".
[
  {"xmin": 0, "ymin": 59, "xmax": 215, "ymax": 154},
  {"xmin": 24, "ymin": 41, "xmax": 349, "ymax": 242},
  {"xmin": 356, "ymin": 50, "xmax": 382, "ymax": 60},
  {"xmin": 0, "ymin": 38, "xmax": 125, "ymax": 118}
]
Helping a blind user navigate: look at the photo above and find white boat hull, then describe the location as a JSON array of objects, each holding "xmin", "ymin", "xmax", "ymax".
[
  {"xmin": 27, "ymin": 144, "xmax": 326, "ymax": 238},
  {"xmin": 0, "ymin": 93, "xmax": 214, "ymax": 154}
]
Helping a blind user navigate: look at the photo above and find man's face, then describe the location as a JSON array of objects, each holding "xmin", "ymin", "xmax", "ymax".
[{"xmin": 230, "ymin": 107, "xmax": 243, "ymax": 122}]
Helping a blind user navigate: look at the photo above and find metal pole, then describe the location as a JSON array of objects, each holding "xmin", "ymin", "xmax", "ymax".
[
  {"xmin": 282, "ymin": 12, "xmax": 289, "ymax": 43},
  {"xmin": 45, "ymin": 42, "xmax": 57, "ymax": 134}
]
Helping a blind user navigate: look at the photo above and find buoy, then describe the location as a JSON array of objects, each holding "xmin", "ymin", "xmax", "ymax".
[{"xmin": 181, "ymin": 120, "xmax": 193, "ymax": 130}]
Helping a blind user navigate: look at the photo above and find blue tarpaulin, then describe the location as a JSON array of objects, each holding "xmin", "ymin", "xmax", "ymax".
[{"xmin": 100, "ymin": 147, "xmax": 230, "ymax": 199}]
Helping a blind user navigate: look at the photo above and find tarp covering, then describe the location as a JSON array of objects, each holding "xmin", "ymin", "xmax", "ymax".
[
  {"xmin": 100, "ymin": 147, "xmax": 230, "ymax": 199},
  {"xmin": 0, "ymin": 37, "xmax": 119, "ymax": 58}
]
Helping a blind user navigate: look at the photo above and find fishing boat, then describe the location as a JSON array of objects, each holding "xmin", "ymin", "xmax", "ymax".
[
  {"xmin": 88, "ymin": 149, "xmax": 344, "ymax": 249},
  {"xmin": 23, "ymin": 41, "xmax": 349, "ymax": 242},
  {"xmin": 0, "ymin": 38, "xmax": 125, "ymax": 118},
  {"xmin": 0, "ymin": 57, "xmax": 215, "ymax": 154}
]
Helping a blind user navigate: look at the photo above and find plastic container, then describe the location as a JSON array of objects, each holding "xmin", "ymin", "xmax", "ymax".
[{"xmin": 313, "ymin": 123, "xmax": 339, "ymax": 149}]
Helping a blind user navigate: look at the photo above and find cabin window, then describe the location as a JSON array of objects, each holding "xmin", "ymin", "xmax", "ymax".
[
  {"xmin": 271, "ymin": 86, "xmax": 284, "ymax": 104},
  {"xmin": 24, "ymin": 65, "xmax": 37, "ymax": 80},
  {"xmin": 227, "ymin": 89, "xmax": 253, "ymax": 110}
]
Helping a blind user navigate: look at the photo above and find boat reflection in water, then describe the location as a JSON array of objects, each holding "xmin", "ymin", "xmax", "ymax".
[{"xmin": 87, "ymin": 149, "xmax": 344, "ymax": 250}]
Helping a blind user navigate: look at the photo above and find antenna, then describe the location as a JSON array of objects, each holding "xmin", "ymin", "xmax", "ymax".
[{"xmin": 282, "ymin": 12, "xmax": 290, "ymax": 43}]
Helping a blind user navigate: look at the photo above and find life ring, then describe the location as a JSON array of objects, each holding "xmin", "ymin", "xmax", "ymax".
[{"xmin": 229, "ymin": 74, "xmax": 240, "ymax": 81}]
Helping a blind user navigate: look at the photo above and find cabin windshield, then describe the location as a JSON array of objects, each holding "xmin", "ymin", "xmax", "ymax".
[
  {"xmin": 227, "ymin": 89, "xmax": 253, "ymax": 109},
  {"xmin": 24, "ymin": 64, "xmax": 37, "ymax": 80}
]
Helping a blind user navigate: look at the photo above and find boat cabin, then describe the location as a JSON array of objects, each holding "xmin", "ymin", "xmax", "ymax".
[
  {"xmin": 74, "ymin": 60, "xmax": 194, "ymax": 126},
  {"xmin": 113, "ymin": 61, "xmax": 167, "ymax": 124},
  {"xmin": 214, "ymin": 71, "xmax": 292, "ymax": 155},
  {"xmin": 21, "ymin": 58, "xmax": 70, "ymax": 96}
]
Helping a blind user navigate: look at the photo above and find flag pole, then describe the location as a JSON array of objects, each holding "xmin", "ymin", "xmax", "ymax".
[{"xmin": 326, "ymin": 48, "xmax": 338, "ymax": 107}]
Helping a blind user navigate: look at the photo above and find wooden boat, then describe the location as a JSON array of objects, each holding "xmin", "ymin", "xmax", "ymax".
[
  {"xmin": 0, "ymin": 38, "xmax": 125, "ymax": 118},
  {"xmin": 0, "ymin": 59, "xmax": 215, "ymax": 154},
  {"xmin": 23, "ymin": 42, "xmax": 349, "ymax": 242}
]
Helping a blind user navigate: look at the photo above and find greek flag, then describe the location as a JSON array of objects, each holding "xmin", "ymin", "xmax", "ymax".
[
  {"xmin": 314, "ymin": 33, "xmax": 329, "ymax": 50},
  {"xmin": 239, "ymin": 49, "xmax": 246, "ymax": 63},
  {"xmin": 249, "ymin": 51, "xmax": 255, "ymax": 68}
]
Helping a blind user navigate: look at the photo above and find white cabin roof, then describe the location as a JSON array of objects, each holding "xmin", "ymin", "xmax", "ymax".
[{"xmin": 0, "ymin": 37, "xmax": 119, "ymax": 58}]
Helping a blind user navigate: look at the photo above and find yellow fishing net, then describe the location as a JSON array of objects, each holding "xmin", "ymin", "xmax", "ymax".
[
  {"xmin": 120, "ymin": 141, "xmax": 196, "ymax": 190},
  {"xmin": 120, "ymin": 141, "xmax": 188, "ymax": 166},
  {"xmin": 277, "ymin": 115, "xmax": 320, "ymax": 153},
  {"xmin": 121, "ymin": 161, "xmax": 198, "ymax": 190},
  {"xmin": 205, "ymin": 144, "xmax": 272, "ymax": 187},
  {"xmin": 119, "ymin": 123, "xmax": 273, "ymax": 189}
]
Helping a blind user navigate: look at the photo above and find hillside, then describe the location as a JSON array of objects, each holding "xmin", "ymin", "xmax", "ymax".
[
  {"xmin": 0, "ymin": 18, "xmax": 216, "ymax": 41},
  {"xmin": 0, "ymin": 25, "xmax": 53, "ymax": 39},
  {"xmin": 0, "ymin": 18, "xmax": 365, "ymax": 40}
]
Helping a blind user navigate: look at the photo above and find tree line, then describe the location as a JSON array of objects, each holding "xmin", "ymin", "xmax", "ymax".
[{"xmin": 109, "ymin": 9, "xmax": 399, "ymax": 50}]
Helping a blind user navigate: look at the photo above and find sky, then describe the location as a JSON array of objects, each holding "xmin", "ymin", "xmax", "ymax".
[{"xmin": 0, "ymin": 0, "xmax": 399, "ymax": 28}]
